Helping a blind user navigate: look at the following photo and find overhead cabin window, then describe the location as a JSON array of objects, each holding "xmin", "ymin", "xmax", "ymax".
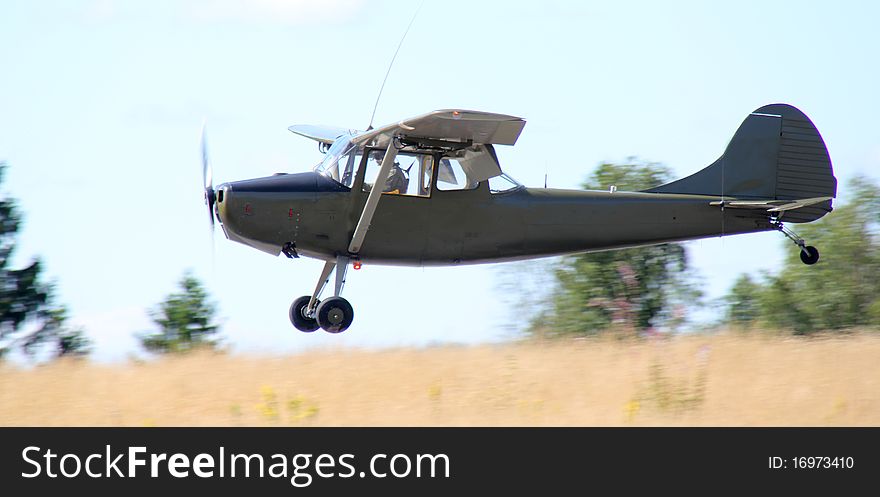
[{"xmin": 362, "ymin": 149, "xmax": 433, "ymax": 197}]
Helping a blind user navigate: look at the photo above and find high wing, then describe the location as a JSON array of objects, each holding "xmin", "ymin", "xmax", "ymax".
[
  {"xmin": 350, "ymin": 109, "xmax": 526, "ymax": 149},
  {"xmin": 288, "ymin": 124, "xmax": 360, "ymax": 144},
  {"xmin": 709, "ymin": 196, "xmax": 833, "ymax": 213},
  {"xmin": 289, "ymin": 110, "xmax": 526, "ymax": 148}
]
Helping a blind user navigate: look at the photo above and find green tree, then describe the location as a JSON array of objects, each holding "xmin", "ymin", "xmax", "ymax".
[
  {"xmin": 723, "ymin": 274, "xmax": 762, "ymax": 327},
  {"xmin": 141, "ymin": 271, "xmax": 220, "ymax": 353},
  {"xmin": 22, "ymin": 305, "xmax": 91, "ymax": 358},
  {"xmin": 534, "ymin": 159, "xmax": 700, "ymax": 336},
  {"xmin": 723, "ymin": 175, "xmax": 880, "ymax": 334},
  {"xmin": 0, "ymin": 162, "xmax": 88, "ymax": 358}
]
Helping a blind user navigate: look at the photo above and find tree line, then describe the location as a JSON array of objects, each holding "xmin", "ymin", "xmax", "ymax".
[
  {"xmin": 723, "ymin": 176, "xmax": 880, "ymax": 334},
  {"xmin": 0, "ymin": 162, "xmax": 219, "ymax": 360},
  {"xmin": 528, "ymin": 161, "xmax": 880, "ymax": 338}
]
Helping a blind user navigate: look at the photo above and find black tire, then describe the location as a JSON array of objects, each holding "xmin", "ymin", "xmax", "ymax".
[
  {"xmin": 316, "ymin": 297, "xmax": 354, "ymax": 333},
  {"xmin": 800, "ymin": 246, "xmax": 820, "ymax": 265},
  {"xmin": 289, "ymin": 296, "xmax": 319, "ymax": 332}
]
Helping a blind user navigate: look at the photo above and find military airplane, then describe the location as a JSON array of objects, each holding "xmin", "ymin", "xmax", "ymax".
[{"xmin": 201, "ymin": 103, "xmax": 835, "ymax": 333}]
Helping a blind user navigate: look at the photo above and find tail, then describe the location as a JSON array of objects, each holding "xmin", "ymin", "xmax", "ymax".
[{"xmin": 645, "ymin": 104, "xmax": 837, "ymax": 223}]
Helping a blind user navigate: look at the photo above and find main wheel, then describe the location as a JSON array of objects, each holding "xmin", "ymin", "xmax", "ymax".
[
  {"xmin": 289, "ymin": 296, "xmax": 319, "ymax": 332},
  {"xmin": 800, "ymin": 245, "xmax": 820, "ymax": 265},
  {"xmin": 316, "ymin": 297, "xmax": 354, "ymax": 333}
]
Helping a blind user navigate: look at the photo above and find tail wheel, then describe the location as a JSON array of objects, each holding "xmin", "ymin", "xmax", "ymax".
[
  {"xmin": 773, "ymin": 220, "xmax": 821, "ymax": 267},
  {"xmin": 316, "ymin": 297, "xmax": 354, "ymax": 333},
  {"xmin": 800, "ymin": 246, "xmax": 820, "ymax": 265},
  {"xmin": 289, "ymin": 296, "xmax": 319, "ymax": 332}
]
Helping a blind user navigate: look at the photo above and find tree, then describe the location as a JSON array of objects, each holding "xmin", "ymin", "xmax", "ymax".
[
  {"xmin": 533, "ymin": 159, "xmax": 700, "ymax": 336},
  {"xmin": 141, "ymin": 271, "xmax": 220, "ymax": 353},
  {"xmin": 0, "ymin": 162, "xmax": 88, "ymax": 358},
  {"xmin": 722, "ymin": 175, "xmax": 880, "ymax": 334},
  {"xmin": 21, "ymin": 305, "xmax": 91, "ymax": 358},
  {"xmin": 723, "ymin": 274, "xmax": 762, "ymax": 328}
]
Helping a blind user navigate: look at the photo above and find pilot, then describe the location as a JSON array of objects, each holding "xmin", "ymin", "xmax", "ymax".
[{"xmin": 370, "ymin": 150, "xmax": 409, "ymax": 194}]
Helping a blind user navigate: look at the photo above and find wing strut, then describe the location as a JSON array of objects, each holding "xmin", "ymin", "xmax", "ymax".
[{"xmin": 348, "ymin": 140, "xmax": 399, "ymax": 254}]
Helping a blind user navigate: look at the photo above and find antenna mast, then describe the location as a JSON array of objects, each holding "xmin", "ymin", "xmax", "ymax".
[{"xmin": 367, "ymin": 0, "xmax": 426, "ymax": 130}]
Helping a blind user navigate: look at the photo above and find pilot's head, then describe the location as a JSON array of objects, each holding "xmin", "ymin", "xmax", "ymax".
[{"xmin": 372, "ymin": 150, "xmax": 400, "ymax": 168}]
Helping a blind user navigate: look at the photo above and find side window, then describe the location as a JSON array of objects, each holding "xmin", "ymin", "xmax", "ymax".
[
  {"xmin": 436, "ymin": 158, "xmax": 479, "ymax": 191},
  {"xmin": 362, "ymin": 150, "xmax": 433, "ymax": 197}
]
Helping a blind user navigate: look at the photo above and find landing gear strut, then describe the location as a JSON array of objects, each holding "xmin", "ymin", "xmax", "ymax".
[
  {"xmin": 290, "ymin": 139, "xmax": 396, "ymax": 333},
  {"xmin": 288, "ymin": 256, "xmax": 355, "ymax": 333},
  {"xmin": 772, "ymin": 219, "xmax": 819, "ymax": 265}
]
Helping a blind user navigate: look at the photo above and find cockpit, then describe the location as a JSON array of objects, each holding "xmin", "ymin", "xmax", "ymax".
[{"xmin": 313, "ymin": 134, "xmax": 523, "ymax": 195}]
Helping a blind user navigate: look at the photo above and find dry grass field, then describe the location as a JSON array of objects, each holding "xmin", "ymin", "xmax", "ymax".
[{"xmin": 2, "ymin": 333, "xmax": 879, "ymax": 426}]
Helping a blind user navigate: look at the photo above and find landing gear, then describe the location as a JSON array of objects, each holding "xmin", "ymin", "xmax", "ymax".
[
  {"xmin": 316, "ymin": 297, "xmax": 354, "ymax": 333},
  {"xmin": 290, "ymin": 255, "xmax": 356, "ymax": 333},
  {"xmin": 772, "ymin": 218, "xmax": 820, "ymax": 265},
  {"xmin": 289, "ymin": 296, "xmax": 319, "ymax": 332}
]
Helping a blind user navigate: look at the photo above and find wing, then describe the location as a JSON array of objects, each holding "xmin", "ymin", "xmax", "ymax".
[
  {"xmin": 288, "ymin": 124, "xmax": 359, "ymax": 144},
  {"xmin": 709, "ymin": 196, "xmax": 833, "ymax": 213},
  {"xmin": 350, "ymin": 109, "xmax": 526, "ymax": 149}
]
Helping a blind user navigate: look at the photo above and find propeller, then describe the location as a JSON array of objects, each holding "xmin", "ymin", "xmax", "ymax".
[
  {"xmin": 201, "ymin": 122, "xmax": 216, "ymax": 228},
  {"xmin": 200, "ymin": 122, "xmax": 219, "ymax": 273}
]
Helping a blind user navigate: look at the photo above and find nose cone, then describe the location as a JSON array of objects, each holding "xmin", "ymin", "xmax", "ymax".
[
  {"xmin": 213, "ymin": 172, "xmax": 349, "ymax": 258},
  {"xmin": 212, "ymin": 182, "xmax": 281, "ymax": 256}
]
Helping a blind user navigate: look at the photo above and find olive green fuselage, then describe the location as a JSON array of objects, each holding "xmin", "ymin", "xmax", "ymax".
[{"xmin": 217, "ymin": 175, "xmax": 771, "ymax": 266}]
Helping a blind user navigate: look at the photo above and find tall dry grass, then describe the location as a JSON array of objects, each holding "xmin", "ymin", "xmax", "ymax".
[{"xmin": 1, "ymin": 333, "xmax": 878, "ymax": 426}]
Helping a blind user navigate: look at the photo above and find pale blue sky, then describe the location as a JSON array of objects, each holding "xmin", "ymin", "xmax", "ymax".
[{"xmin": 2, "ymin": 0, "xmax": 878, "ymax": 361}]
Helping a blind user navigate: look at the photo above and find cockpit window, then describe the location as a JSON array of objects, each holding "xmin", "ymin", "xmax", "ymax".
[
  {"xmin": 315, "ymin": 135, "xmax": 522, "ymax": 194},
  {"xmin": 314, "ymin": 135, "xmax": 360, "ymax": 188},
  {"xmin": 436, "ymin": 158, "xmax": 479, "ymax": 191},
  {"xmin": 362, "ymin": 149, "xmax": 434, "ymax": 197}
]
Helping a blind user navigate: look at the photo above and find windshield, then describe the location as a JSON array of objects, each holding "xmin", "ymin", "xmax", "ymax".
[{"xmin": 314, "ymin": 135, "xmax": 358, "ymax": 185}]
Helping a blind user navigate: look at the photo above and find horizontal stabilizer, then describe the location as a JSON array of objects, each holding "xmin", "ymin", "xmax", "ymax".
[{"xmin": 709, "ymin": 196, "xmax": 833, "ymax": 213}]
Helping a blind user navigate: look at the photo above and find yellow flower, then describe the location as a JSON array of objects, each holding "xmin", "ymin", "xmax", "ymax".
[{"xmin": 624, "ymin": 400, "xmax": 640, "ymax": 421}]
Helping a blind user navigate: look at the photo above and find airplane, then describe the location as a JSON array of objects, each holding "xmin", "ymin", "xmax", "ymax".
[{"xmin": 201, "ymin": 103, "xmax": 835, "ymax": 333}]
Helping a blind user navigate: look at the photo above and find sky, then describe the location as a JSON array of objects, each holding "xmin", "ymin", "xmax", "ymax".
[{"xmin": 1, "ymin": 0, "xmax": 878, "ymax": 361}]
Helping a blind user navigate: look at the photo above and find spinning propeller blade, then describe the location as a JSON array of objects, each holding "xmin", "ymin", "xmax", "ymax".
[{"xmin": 201, "ymin": 122, "xmax": 216, "ymax": 228}]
